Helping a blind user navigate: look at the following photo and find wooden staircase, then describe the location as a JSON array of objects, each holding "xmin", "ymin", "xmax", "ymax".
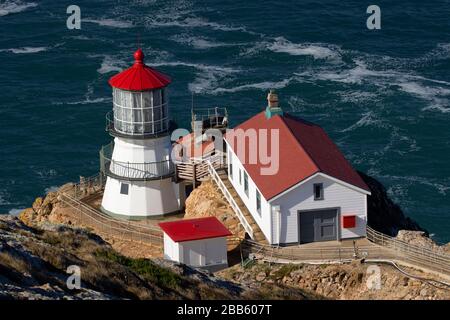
[{"xmin": 215, "ymin": 169, "xmax": 267, "ymax": 244}]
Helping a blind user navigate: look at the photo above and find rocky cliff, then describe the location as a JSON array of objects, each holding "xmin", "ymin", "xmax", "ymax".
[{"xmin": 0, "ymin": 215, "xmax": 311, "ymax": 300}]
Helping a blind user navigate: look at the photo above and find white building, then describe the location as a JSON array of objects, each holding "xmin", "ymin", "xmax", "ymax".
[
  {"xmin": 224, "ymin": 91, "xmax": 371, "ymax": 245},
  {"xmin": 159, "ymin": 217, "xmax": 231, "ymax": 272},
  {"xmin": 100, "ymin": 49, "xmax": 184, "ymax": 218}
]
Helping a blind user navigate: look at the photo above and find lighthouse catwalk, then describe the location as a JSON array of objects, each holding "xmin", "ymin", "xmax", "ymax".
[{"xmin": 100, "ymin": 49, "xmax": 184, "ymax": 218}]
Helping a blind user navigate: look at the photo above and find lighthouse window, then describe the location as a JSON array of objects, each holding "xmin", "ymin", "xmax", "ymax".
[
  {"xmin": 120, "ymin": 183, "xmax": 129, "ymax": 195},
  {"xmin": 153, "ymin": 90, "xmax": 161, "ymax": 106}
]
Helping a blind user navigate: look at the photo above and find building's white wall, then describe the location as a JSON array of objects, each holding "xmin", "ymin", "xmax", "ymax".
[
  {"xmin": 112, "ymin": 135, "xmax": 172, "ymax": 163},
  {"xmin": 226, "ymin": 141, "xmax": 272, "ymax": 242},
  {"xmin": 101, "ymin": 176, "xmax": 180, "ymax": 217},
  {"xmin": 270, "ymin": 174, "xmax": 367, "ymax": 244},
  {"xmin": 179, "ymin": 237, "xmax": 228, "ymax": 267},
  {"xmin": 163, "ymin": 234, "xmax": 180, "ymax": 261}
]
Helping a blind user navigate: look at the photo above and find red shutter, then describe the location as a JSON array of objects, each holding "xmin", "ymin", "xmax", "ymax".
[{"xmin": 342, "ymin": 215, "xmax": 356, "ymax": 228}]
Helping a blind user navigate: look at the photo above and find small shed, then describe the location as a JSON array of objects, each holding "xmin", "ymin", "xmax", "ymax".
[{"xmin": 159, "ymin": 217, "xmax": 232, "ymax": 272}]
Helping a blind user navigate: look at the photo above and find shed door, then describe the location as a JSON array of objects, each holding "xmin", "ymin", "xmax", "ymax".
[{"xmin": 299, "ymin": 209, "xmax": 338, "ymax": 243}]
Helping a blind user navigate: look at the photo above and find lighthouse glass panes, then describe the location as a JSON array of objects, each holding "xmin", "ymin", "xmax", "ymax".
[{"xmin": 113, "ymin": 88, "xmax": 169, "ymax": 135}]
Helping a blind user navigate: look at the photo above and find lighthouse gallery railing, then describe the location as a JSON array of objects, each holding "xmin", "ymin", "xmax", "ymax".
[{"xmin": 99, "ymin": 142, "xmax": 174, "ymax": 181}]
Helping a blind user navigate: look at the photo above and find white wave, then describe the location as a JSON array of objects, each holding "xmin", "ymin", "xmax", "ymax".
[
  {"xmin": 268, "ymin": 37, "xmax": 341, "ymax": 60},
  {"xmin": 95, "ymin": 55, "xmax": 127, "ymax": 74},
  {"xmin": 211, "ymin": 77, "xmax": 294, "ymax": 94},
  {"xmin": 147, "ymin": 16, "xmax": 252, "ymax": 33},
  {"xmin": 45, "ymin": 186, "xmax": 59, "ymax": 194},
  {"xmin": 53, "ymin": 97, "xmax": 111, "ymax": 106},
  {"xmin": 152, "ymin": 61, "xmax": 239, "ymax": 93},
  {"xmin": 341, "ymin": 111, "xmax": 389, "ymax": 132},
  {"xmin": 295, "ymin": 58, "xmax": 450, "ymax": 113},
  {"xmin": 84, "ymin": 18, "xmax": 133, "ymax": 28},
  {"xmin": 0, "ymin": 1, "xmax": 37, "ymax": 17},
  {"xmin": 8, "ymin": 208, "xmax": 24, "ymax": 216},
  {"xmin": 0, "ymin": 46, "xmax": 47, "ymax": 54},
  {"xmin": 170, "ymin": 34, "xmax": 244, "ymax": 49}
]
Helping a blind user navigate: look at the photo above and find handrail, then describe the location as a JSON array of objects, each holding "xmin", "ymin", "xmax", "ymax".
[
  {"xmin": 206, "ymin": 161, "xmax": 254, "ymax": 239},
  {"xmin": 366, "ymin": 226, "xmax": 450, "ymax": 274},
  {"xmin": 100, "ymin": 142, "xmax": 175, "ymax": 180}
]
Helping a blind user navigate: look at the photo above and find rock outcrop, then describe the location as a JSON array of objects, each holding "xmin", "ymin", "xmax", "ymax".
[
  {"xmin": 0, "ymin": 215, "xmax": 309, "ymax": 300},
  {"xmin": 219, "ymin": 260, "xmax": 449, "ymax": 300},
  {"xmin": 184, "ymin": 180, "xmax": 245, "ymax": 239}
]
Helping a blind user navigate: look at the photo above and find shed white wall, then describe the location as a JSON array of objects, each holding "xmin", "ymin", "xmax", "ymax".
[
  {"xmin": 180, "ymin": 237, "xmax": 228, "ymax": 267},
  {"xmin": 270, "ymin": 174, "xmax": 368, "ymax": 244},
  {"xmin": 163, "ymin": 235, "xmax": 228, "ymax": 267},
  {"xmin": 226, "ymin": 141, "xmax": 272, "ymax": 242},
  {"xmin": 163, "ymin": 234, "xmax": 180, "ymax": 261}
]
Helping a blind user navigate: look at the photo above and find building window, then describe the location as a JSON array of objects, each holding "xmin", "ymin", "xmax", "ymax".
[
  {"xmin": 256, "ymin": 190, "xmax": 261, "ymax": 216},
  {"xmin": 314, "ymin": 183, "xmax": 323, "ymax": 200},
  {"xmin": 229, "ymin": 163, "xmax": 233, "ymax": 179},
  {"xmin": 120, "ymin": 183, "xmax": 129, "ymax": 195},
  {"xmin": 239, "ymin": 169, "xmax": 242, "ymax": 185},
  {"xmin": 244, "ymin": 172, "xmax": 249, "ymax": 196}
]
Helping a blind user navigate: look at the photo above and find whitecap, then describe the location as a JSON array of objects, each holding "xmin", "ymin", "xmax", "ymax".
[
  {"xmin": 210, "ymin": 77, "xmax": 294, "ymax": 94},
  {"xmin": 268, "ymin": 37, "xmax": 341, "ymax": 60},
  {"xmin": 95, "ymin": 55, "xmax": 127, "ymax": 74},
  {"xmin": 147, "ymin": 16, "xmax": 253, "ymax": 33},
  {"xmin": 0, "ymin": 46, "xmax": 47, "ymax": 54},
  {"xmin": 341, "ymin": 111, "xmax": 389, "ymax": 132},
  {"xmin": 170, "ymin": 34, "xmax": 245, "ymax": 50},
  {"xmin": 152, "ymin": 61, "xmax": 239, "ymax": 94},
  {"xmin": 45, "ymin": 186, "xmax": 59, "ymax": 194},
  {"xmin": 84, "ymin": 18, "xmax": 133, "ymax": 29},
  {"xmin": 0, "ymin": 1, "xmax": 37, "ymax": 17}
]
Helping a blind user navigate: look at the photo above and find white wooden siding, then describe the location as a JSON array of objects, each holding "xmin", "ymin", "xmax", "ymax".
[
  {"xmin": 270, "ymin": 174, "xmax": 367, "ymax": 244},
  {"xmin": 226, "ymin": 140, "xmax": 272, "ymax": 242}
]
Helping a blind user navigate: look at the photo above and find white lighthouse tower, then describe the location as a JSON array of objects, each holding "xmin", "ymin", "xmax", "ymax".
[{"xmin": 100, "ymin": 49, "xmax": 182, "ymax": 218}]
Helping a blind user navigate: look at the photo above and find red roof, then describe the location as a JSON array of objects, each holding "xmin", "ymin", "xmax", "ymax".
[
  {"xmin": 225, "ymin": 111, "xmax": 370, "ymax": 200},
  {"xmin": 109, "ymin": 49, "xmax": 171, "ymax": 91},
  {"xmin": 174, "ymin": 132, "xmax": 215, "ymax": 160},
  {"xmin": 159, "ymin": 217, "xmax": 232, "ymax": 242}
]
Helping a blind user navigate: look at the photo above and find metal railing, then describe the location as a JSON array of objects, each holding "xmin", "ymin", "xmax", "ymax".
[
  {"xmin": 241, "ymin": 239, "xmax": 390, "ymax": 262},
  {"xmin": 191, "ymin": 107, "xmax": 228, "ymax": 130},
  {"xmin": 207, "ymin": 160, "xmax": 254, "ymax": 239},
  {"xmin": 99, "ymin": 142, "xmax": 175, "ymax": 181},
  {"xmin": 60, "ymin": 180, "xmax": 163, "ymax": 246},
  {"xmin": 366, "ymin": 226, "xmax": 450, "ymax": 274}
]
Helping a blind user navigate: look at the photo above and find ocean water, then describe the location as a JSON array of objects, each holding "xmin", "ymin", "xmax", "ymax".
[{"xmin": 0, "ymin": 0, "xmax": 449, "ymax": 242}]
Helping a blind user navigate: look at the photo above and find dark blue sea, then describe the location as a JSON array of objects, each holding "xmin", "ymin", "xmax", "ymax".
[{"xmin": 0, "ymin": 0, "xmax": 449, "ymax": 242}]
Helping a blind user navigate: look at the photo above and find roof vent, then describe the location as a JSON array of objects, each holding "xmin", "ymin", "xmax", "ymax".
[{"xmin": 265, "ymin": 89, "xmax": 283, "ymax": 119}]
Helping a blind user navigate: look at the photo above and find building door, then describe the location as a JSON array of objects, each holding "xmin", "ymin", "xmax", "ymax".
[{"xmin": 299, "ymin": 209, "xmax": 338, "ymax": 243}]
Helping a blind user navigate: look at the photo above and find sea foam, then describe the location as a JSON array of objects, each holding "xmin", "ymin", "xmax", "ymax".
[{"xmin": 0, "ymin": 1, "xmax": 37, "ymax": 17}]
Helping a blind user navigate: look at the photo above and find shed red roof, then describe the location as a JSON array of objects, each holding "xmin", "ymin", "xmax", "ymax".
[
  {"xmin": 159, "ymin": 217, "xmax": 232, "ymax": 242},
  {"xmin": 225, "ymin": 111, "xmax": 370, "ymax": 200},
  {"xmin": 109, "ymin": 49, "xmax": 171, "ymax": 91}
]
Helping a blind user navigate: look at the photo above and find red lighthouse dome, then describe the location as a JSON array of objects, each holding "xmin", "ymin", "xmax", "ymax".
[{"xmin": 108, "ymin": 49, "xmax": 171, "ymax": 91}]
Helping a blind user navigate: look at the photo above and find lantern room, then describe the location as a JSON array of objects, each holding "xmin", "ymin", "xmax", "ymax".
[{"xmin": 107, "ymin": 48, "xmax": 172, "ymax": 137}]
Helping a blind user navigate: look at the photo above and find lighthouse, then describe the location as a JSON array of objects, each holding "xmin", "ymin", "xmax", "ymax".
[{"xmin": 100, "ymin": 49, "xmax": 183, "ymax": 218}]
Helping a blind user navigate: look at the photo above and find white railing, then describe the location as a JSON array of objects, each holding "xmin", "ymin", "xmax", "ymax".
[
  {"xmin": 207, "ymin": 161, "xmax": 254, "ymax": 239},
  {"xmin": 366, "ymin": 226, "xmax": 450, "ymax": 274}
]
